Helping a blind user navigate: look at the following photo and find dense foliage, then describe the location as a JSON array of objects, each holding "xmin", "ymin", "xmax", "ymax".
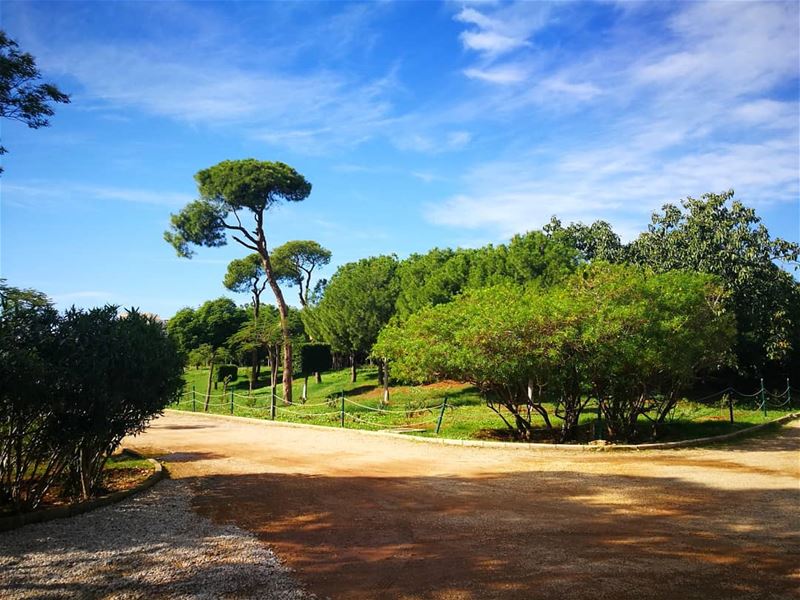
[
  {"xmin": 0, "ymin": 283, "xmax": 184, "ymax": 511},
  {"xmin": 375, "ymin": 264, "xmax": 735, "ymax": 442},
  {"xmin": 168, "ymin": 190, "xmax": 794, "ymax": 443},
  {"xmin": 547, "ymin": 191, "xmax": 800, "ymax": 381},
  {"xmin": 395, "ymin": 231, "xmax": 577, "ymax": 320},
  {"xmin": 304, "ymin": 255, "xmax": 399, "ymax": 381}
]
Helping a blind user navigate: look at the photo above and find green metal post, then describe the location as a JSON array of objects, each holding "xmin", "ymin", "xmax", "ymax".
[
  {"xmin": 192, "ymin": 386, "xmax": 196, "ymax": 412},
  {"xmin": 270, "ymin": 387, "xmax": 276, "ymax": 420},
  {"xmin": 761, "ymin": 377, "xmax": 767, "ymax": 417},
  {"xmin": 341, "ymin": 393, "xmax": 345, "ymax": 428},
  {"xmin": 435, "ymin": 397, "xmax": 448, "ymax": 435},
  {"xmin": 787, "ymin": 378, "xmax": 792, "ymax": 410},
  {"xmin": 230, "ymin": 390, "xmax": 234, "ymax": 415}
]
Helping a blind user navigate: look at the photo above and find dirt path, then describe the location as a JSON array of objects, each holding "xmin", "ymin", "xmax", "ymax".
[{"xmin": 127, "ymin": 412, "xmax": 800, "ymax": 600}]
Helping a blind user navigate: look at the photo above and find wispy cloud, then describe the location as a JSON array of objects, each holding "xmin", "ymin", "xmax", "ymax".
[
  {"xmin": 464, "ymin": 64, "xmax": 530, "ymax": 85},
  {"xmin": 12, "ymin": 3, "xmax": 402, "ymax": 155},
  {"xmin": 429, "ymin": 1, "xmax": 799, "ymax": 238},
  {"xmin": 393, "ymin": 130, "xmax": 473, "ymax": 153},
  {"xmin": 454, "ymin": 5, "xmax": 547, "ymax": 58},
  {"xmin": 4, "ymin": 183, "xmax": 194, "ymax": 207}
]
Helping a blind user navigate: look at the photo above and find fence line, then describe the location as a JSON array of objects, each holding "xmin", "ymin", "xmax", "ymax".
[{"xmin": 173, "ymin": 377, "xmax": 794, "ymax": 435}]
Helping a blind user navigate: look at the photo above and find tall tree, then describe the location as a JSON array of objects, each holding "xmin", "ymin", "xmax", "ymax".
[
  {"xmin": 0, "ymin": 31, "xmax": 70, "ymax": 173},
  {"xmin": 393, "ymin": 232, "xmax": 577, "ymax": 321},
  {"xmin": 164, "ymin": 159, "xmax": 312, "ymax": 404},
  {"xmin": 166, "ymin": 298, "xmax": 246, "ymax": 409},
  {"xmin": 544, "ymin": 217, "xmax": 625, "ymax": 262},
  {"xmin": 306, "ymin": 255, "xmax": 399, "ymax": 382},
  {"xmin": 628, "ymin": 190, "xmax": 800, "ymax": 379},
  {"xmin": 224, "ymin": 254, "xmax": 268, "ymax": 391},
  {"xmin": 271, "ymin": 240, "xmax": 332, "ymax": 307}
]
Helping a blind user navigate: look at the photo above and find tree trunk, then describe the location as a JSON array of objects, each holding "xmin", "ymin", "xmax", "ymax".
[
  {"xmin": 250, "ymin": 348, "xmax": 258, "ymax": 392},
  {"xmin": 382, "ymin": 360, "xmax": 390, "ymax": 406},
  {"xmin": 315, "ymin": 371, "xmax": 322, "ymax": 383},
  {"xmin": 257, "ymin": 238, "xmax": 293, "ymax": 405},
  {"xmin": 302, "ymin": 376, "xmax": 308, "ymax": 403},
  {"xmin": 204, "ymin": 362, "xmax": 214, "ymax": 411},
  {"xmin": 350, "ymin": 353, "xmax": 357, "ymax": 383}
]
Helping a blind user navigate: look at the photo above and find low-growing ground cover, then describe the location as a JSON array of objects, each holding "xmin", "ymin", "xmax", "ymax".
[{"xmin": 174, "ymin": 366, "xmax": 794, "ymax": 443}]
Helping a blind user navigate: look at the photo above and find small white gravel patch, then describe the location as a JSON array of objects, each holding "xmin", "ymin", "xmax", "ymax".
[{"xmin": 0, "ymin": 479, "xmax": 313, "ymax": 599}]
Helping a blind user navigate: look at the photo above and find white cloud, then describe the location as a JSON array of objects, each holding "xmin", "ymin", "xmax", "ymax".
[
  {"xmin": 454, "ymin": 4, "xmax": 549, "ymax": 58},
  {"xmin": 3, "ymin": 183, "xmax": 194, "ymax": 207},
  {"xmin": 393, "ymin": 130, "xmax": 472, "ymax": 153},
  {"xmin": 428, "ymin": 1, "xmax": 799, "ymax": 240},
  {"xmin": 634, "ymin": 2, "xmax": 799, "ymax": 97},
  {"xmin": 460, "ymin": 30, "xmax": 529, "ymax": 56},
  {"xmin": 426, "ymin": 133, "xmax": 799, "ymax": 240},
  {"xmin": 731, "ymin": 100, "xmax": 798, "ymax": 128},
  {"xmin": 12, "ymin": 3, "xmax": 401, "ymax": 156},
  {"xmin": 540, "ymin": 77, "xmax": 602, "ymax": 101},
  {"xmin": 464, "ymin": 64, "xmax": 529, "ymax": 84}
]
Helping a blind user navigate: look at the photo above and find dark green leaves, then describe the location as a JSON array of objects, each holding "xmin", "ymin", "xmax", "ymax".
[
  {"xmin": 195, "ymin": 159, "xmax": 311, "ymax": 212},
  {"xmin": 223, "ymin": 254, "xmax": 265, "ymax": 294},
  {"xmin": 164, "ymin": 199, "xmax": 228, "ymax": 258},
  {"xmin": 0, "ymin": 30, "xmax": 70, "ymax": 128}
]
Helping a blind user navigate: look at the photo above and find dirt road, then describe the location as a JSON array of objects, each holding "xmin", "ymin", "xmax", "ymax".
[{"xmin": 127, "ymin": 412, "xmax": 800, "ymax": 600}]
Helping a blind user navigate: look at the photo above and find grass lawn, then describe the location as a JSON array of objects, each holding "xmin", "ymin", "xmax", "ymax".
[{"xmin": 173, "ymin": 365, "xmax": 796, "ymax": 444}]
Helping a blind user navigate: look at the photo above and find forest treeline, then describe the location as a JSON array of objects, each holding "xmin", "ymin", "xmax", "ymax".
[{"xmin": 168, "ymin": 189, "xmax": 800, "ymax": 439}]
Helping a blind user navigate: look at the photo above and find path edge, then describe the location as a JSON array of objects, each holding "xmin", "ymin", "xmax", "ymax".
[
  {"xmin": 163, "ymin": 408, "xmax": 800, "ymax": 452},
  {"xmin": 0, "ymin": 452, "xmax": 164, "ymax": 533}
]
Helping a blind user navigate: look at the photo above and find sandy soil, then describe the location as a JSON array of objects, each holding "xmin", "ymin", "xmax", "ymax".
[{"xmin": 127, "ymin": 412, "xmax": 800, "ymax": 600}]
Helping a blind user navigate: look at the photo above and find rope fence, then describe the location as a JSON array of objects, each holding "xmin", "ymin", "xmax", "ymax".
[
  {"xmin": 172, "ymin": 385, "xmax": 451, "ymax": 434},
  {"xmin": 172, "ymin": 377, "xmax": 794, "ymax": 435}
]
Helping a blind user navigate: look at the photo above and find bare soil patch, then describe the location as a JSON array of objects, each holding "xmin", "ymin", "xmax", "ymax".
[{"xmin": 128, "ymin": 412, "xmax": 800, "ymax": 600}]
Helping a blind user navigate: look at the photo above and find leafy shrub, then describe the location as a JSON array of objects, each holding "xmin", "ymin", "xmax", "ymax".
[
  {"xmin": 0, "ymin": 283, "xmax": 184, "ymax": 510},
  {"xmin": 376, "ymin": 264, "xmax": 735, "ymax": 442}
]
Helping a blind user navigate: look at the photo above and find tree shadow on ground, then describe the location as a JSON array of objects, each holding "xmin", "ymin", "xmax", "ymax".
[{"xmin": 187, "ymin": 466, "xmax": 799, "ymax": 600}]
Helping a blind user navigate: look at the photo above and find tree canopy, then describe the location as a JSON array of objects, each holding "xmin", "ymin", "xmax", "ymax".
[
  {"xmin": 0, "ymin": 30, "xmax": 70, "ymax": 172},
  {"xmin": 164, "ymin": 159, "xmax": 313, "ymax": 403},
  {"xmin": 394, "ymin": 231, "xmax": 577, "ymax": 321},
  {"xmin": 271, "ymin": 240, "xmax": 332, "ymax": 307},
  {"xmin": 166, "ymin": 297, "xmax": 246, "ymax": 355},
  {"xmin": 376, "ymin": 263, "xmax": 734, "ymax": 442},
  {"xmin": 627, "ymin": 191, "xmax": 799, "ymax": 378},
  {"xmin": 304, "ymin": 255, "xmax": 399, "ymax": 377}
]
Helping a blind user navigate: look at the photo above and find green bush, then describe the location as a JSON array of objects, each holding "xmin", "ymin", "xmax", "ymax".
[{"xmin": 0, "ymin": 282, "xmax": 185, "ymax": 510}]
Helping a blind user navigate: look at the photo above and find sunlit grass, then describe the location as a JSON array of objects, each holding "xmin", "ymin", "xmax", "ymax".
[{"xmin": 173, "ymin": 366, "xmax": 795, "ymax": 443}]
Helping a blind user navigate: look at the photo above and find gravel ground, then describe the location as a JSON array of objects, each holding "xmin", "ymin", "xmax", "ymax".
[
  {"xmin": 128, "ymin": 412, "xmax": 800, "ymax": 600},
  {"xmin": 0, "ymin": 479, "xmax": 312, "ymax": 600}
]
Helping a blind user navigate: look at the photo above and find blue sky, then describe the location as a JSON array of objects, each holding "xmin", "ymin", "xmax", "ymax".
[{"xmin": 1, "ymin": 0, "xmax": 798, "ymax": 318}]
